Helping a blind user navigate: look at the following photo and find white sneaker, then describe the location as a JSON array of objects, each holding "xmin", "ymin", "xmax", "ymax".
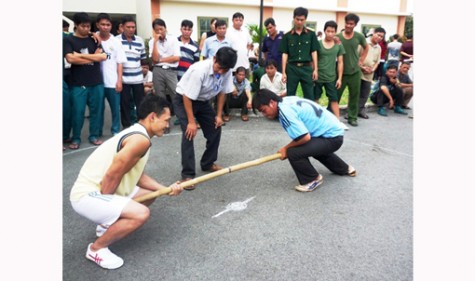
[
  {"xmin": 86, "ymin": 243, "xmax": 124, "ymax": 269},
  {"xmin": 96, "ymin": 224, "xmax": 109, "ymax": 237},
  {"xmin": 294, "ymin": 175, "xmax": 323, "ymax": 192},
  {"xmin": 340, "ymin": 121, "xmax": 349, "ymax": 130}
]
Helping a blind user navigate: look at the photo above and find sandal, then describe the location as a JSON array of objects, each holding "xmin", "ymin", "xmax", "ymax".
[
  {"xmin": 348, "ymin": 165, "xmax": 357, "ymax": 177},
  {"xmin": 68, "ymin": 142, "xmax": 80, "ymax": 150},
  {"xmin": 178, "ymin": 178, "xmax": 196, "ymax": 191},
  {"xmin": 90, "ymin": 139, "xmax": 103, "ymax": 146}
]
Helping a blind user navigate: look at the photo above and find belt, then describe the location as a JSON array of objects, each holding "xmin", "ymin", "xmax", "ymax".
[
  {"xmin": 289, "ymin": 61, "xmax": 312, "ymax": 67},
  {"xmin": 156, "ymin": 65, "xmax": 177, "ymax": 70}
]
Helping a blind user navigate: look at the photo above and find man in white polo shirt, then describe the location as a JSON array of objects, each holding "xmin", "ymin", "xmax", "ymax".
[
  {"xmin": 173, "ymin": 47, "xmax": 237, "ymax": 190},
  {"xmin": 149, "ymin": 18, "xmax": 180, "ymax": 121}
]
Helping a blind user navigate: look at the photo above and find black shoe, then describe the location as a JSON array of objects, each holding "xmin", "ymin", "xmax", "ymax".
[
  {"xmin": 358, "ymin": 113, "xmax": 369, "ymax": 119},
  {"xmin": 348, "ymin": 119, "xmax": 358, "ymax": 127}
]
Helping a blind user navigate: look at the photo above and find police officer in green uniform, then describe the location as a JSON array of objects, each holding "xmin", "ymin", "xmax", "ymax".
[{"xmin": 279, "ymin": 7, "xmax": 320, "ymax": 100}]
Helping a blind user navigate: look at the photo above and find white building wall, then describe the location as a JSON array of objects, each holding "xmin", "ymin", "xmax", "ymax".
[
  {"xmin": 62, "ymin": 0, "xmax": 408, "ymax": 40},
  {"xmin": 159, "ymin": 2, "xmax": 263, "ymax": 42},
  {"xmin": 357, "ymin": 13, "xmax": 399, "ymax": 37},
  {"xmin": 348, "ymin": 0, "xmax": 401, "ymax": 14},
  {"xmin": 62, "ymin": 0, "xmax": 135, "ymax": 14},
  {"xmin": 271, "ymin": 0, "xmax": 339, "ymax": 11}
]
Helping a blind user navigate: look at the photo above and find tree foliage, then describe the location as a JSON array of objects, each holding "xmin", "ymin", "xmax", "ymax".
[
  {"xmin": 404, "ymin": 15, "xmax": 413, "ymax": 36},
  {"xmin": 247, "ymin": 23, "xmax": 267, "ymax": 44}
]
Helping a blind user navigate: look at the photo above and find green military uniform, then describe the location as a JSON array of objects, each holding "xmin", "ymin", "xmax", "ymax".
[
  {"xmin": 336, "ymin": 31, "xmax": 367, "ymax": 124},
  {"xmin": 279, "ymin": 28, "xmax": 320, "ymax": 100}
]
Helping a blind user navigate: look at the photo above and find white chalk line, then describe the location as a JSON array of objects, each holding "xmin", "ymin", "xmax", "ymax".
[{"xmin": 212, "ymin": 196, "xmax": 255, "ymax": 218}]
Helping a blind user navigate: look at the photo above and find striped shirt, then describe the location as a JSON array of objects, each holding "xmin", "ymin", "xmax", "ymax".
[
  {"xmin": 177, "ymin": 36, "xmax": 200, "ymax": 81},
  {"xmin": 116, "ymin": 33, "xmax": 146, "ymax": 84}
]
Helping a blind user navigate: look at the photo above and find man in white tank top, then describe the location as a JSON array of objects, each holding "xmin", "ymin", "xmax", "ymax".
[{"xmin": 70, "ymin": 95, "xmax": 183, "ymax": 269}]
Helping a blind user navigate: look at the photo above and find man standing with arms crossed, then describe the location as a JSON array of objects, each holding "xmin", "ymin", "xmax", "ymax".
[
  {"xmin": 63, "ymin": 12, "xmax": 107, "ymax": 150},
  {"xmin": 336, "ymin": 13, "xmax": 368, "ymax": 127},
  {"xmin": 279, "ymin": 7, "xmax": 320, "ymax": 101}
]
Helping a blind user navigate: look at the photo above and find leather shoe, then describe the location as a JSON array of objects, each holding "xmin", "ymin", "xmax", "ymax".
[
  {"xmin": 358, "ymin": 113, "xmax": 369, "ymax": 119},
  {"xmin": 223, "ymin": 115, "xmax": 230, "ymax": 122},
  {"xmin": 178, "ymin": 178, "xmax": 195, "ymax": 191},
  {"xmin": 348, "ymin": 119, "xmax": 358, "ymax": 127},
  {"xmin": 203, "ymin": 163, "xmax": 223, "ymax": 172},
  {"xmin": 241, "ymin": 115, "xmax": 249, "ymax": 121}
]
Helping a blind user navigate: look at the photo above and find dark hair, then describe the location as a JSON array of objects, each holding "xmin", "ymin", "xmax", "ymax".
[
  {"xmin": 181, "ymin": 19, "xmax": 193, "ymax": 28},
  {"xmin": 121, "ymin": 15, "xmax": 136, "ymax": 25},
  {"xmin": 232, "ymin": 12, "xmax": 244, "ymax": 20},
  {"xmin": 293, "ymin": 7, "xmax": 308, "ymax": 19},
  {"xmin": 345, "ymin": 13, "xmax": 360, "ymax": 24},
  {"xmin": 252, "ymin": 89, "xmax": 282, "ymax": 110},
  {"xmin": 210, "ymin": 18, "xmax": 218, "ymax": 24},
  {"xmin": 400, "ymin": 61, "xmax": 411, "ymax": 67},
  {"xmin": 264, "ymin": 17, "xmax": 275, "ymax": 27},
  {"xmin": 324, "ymin": 20, "xmax": 338, "ymax": 31},
  {"xmin": 215, "ymin": 19, "xmax": 227, "ymax": 28},
  {"xmin": 235, "ymin": 66, "xmax": 246, "ymax": 74},
  {"xmin": 137, "ymin": 95, "xmax": 171, "ymax": 120},
  {"xmin": 63, "ymin": 20, "xmax": 70, "ymax": 28},
  {"xmin": 265, "ymin": 59, "xmax": 278, "ymax": 68},
  {"xmin": 141, "ymin": 59, "xmax": 151, "ymax": 67},
  {"xmin": 405, "ymin": 33, "xmax": 413, "ymax": 39},
  {"xmin": 215, "ymin": 47, "xmax": 237, "ymax": 70},
  {"xmin": 386, "ymin": 64, "xmax": 398, "ymax": 71},
  {"xmin": 73, "ymin": 12, "xmax": 91, "ymax": 25},
  {"xmin": 374, "ymin": 27, "xmax": 386, "ymax": 34},
  {"xmin": 392, "ymin": 34, "xmax": 400, "ymax": 40},
  {"xmin": 152, "ymin": 18, "xmax": 166, "ymax": 29},
  {"xmin": 96, "ymin": 13, "xmax": 112, "ymax": 24}
]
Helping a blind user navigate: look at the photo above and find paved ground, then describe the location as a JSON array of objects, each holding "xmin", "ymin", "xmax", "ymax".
[{"xmin": 63, "ymin": 102, "xmax": 413, "ymax": 281}]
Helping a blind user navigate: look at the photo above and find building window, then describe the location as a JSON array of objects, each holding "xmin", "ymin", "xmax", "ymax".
[
  {"xmin": 290, "ymin": 20, "xmax": 317, "ymax": 32},
  {"xmin": 361, "ymin": 24, "xmax": 381, "ymax": 38},
  {"xmin": 197, "ymin": 17, "xmax": 228, "ymax": 40},
  {"xmin": 306, "ymin": 21, "xmax": 317, "ymax": 31}
]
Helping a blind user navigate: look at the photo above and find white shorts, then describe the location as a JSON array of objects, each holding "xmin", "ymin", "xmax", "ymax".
[{"xmin": 71, "ymin": 186, "xmax": 139, "ymax": 226}]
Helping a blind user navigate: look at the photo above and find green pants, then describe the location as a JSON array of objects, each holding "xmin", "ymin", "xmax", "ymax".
[
  {"xmin": 286, "ymin": 64, "xmax": 314, "ymax": 100},
  {"xmin": 338, "ymin": 71, "xmax": 361, "ymax": 122}
]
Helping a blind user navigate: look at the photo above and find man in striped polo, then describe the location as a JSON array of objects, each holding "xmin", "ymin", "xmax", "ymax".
[{"xmin": 116, "ymin": 16, "xmax": 146, "ymax": 129}]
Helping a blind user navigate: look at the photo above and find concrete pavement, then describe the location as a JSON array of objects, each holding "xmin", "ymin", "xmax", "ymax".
[{"xmin": 63, "ymin": 102, "xmax": 413, "ymax": 281}]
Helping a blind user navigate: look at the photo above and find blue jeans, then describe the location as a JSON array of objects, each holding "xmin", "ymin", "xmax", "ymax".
[
  {"xmin": 99, "ymin": 87, "xmax": 121, "ymax": 136},
  {"xmin": 70, "ymin": 84, "xmax": 105, "ymax": 144}
]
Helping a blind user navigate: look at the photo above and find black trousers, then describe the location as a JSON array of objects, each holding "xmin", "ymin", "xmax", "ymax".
[
  {"xmin": 371, "ymin": 86, "xmax": 404, "ymax": 107},
  {"xmin": 224, "ymin": 93, "xmax": 249, "ymax": 115},
  {"xmin": 287, "ymin": 136, "xmax": 349, "ymax": 184},
  {"xmin": 173, "ymin": 94, "xmax": 222, "ymax": 178},
  {"xmin": 120, "ymin": 83, "xmax": 145, "ymax": 128}
]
